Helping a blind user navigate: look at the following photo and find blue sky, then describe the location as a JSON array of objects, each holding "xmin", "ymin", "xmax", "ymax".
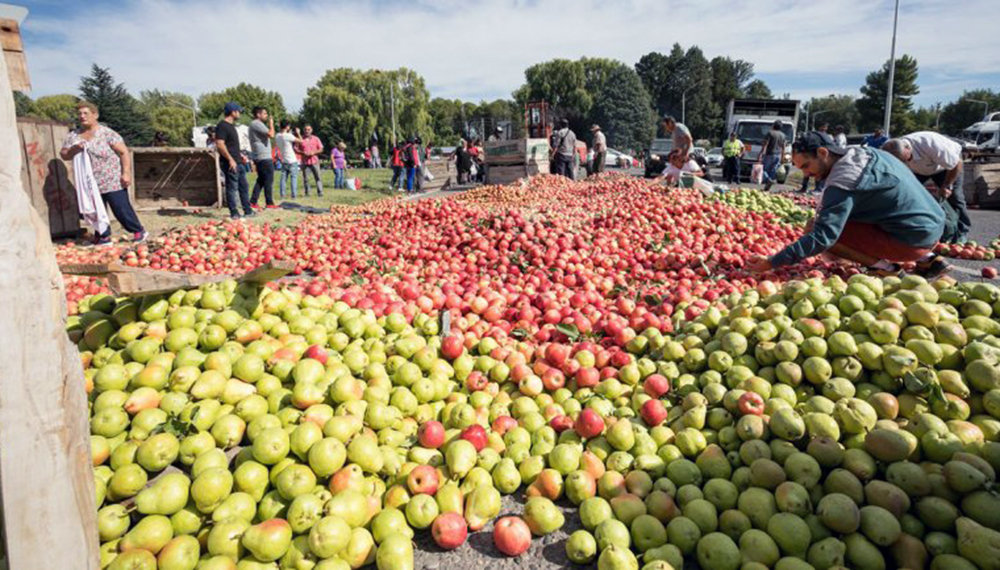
[{"xmin": 14, "ymin": 0, "xmax": 1000, "ymax": 111}]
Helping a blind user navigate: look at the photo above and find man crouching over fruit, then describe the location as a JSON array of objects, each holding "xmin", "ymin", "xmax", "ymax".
[{"xmin": 747, "ymin": 131, "xmax": 951, "ymax": 277}]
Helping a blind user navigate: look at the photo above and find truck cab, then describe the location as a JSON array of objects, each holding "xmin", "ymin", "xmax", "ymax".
[
  {"xmin": 726, "ymin": 98, "xmax": 799, "ymax": 181},
  {"xmin": 961, "ymin": 112, "xmax": 1000, "ymax": 154}
]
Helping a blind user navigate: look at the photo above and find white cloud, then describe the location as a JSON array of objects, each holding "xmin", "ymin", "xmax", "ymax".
[{"xmin": 20, "ymin": 0, "xmax": 1000, "ymax": 109}]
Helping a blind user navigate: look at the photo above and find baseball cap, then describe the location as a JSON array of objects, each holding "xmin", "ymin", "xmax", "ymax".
[
  {"xmin": 223, "ymin": 102, "xmax": 243, "ymax": 115},
  {"xmin": 793, "ymin": 131, "xmax": 847, "ymax": 155}
]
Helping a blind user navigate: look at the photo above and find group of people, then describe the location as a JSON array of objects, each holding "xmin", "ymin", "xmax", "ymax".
[
  {"xmin": 213, "ymin": 103, "xmax": 356, "ymax": 219},
  {"xmin": 450, "ymin": 137, "xmax": 488, "ymax": 185}
]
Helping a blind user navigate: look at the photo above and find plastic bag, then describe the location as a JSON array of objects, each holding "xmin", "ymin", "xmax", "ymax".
[
  {"xmin": 346, "ymin": 177, "xmax": 361, "ymax": 190},
  {"xmin": 470, "ymin": 163, "xmax": 478, "ymax": 177},
  {"xmin": 751, "ymin": 163, "xmax": 764, "ymax": 185}
]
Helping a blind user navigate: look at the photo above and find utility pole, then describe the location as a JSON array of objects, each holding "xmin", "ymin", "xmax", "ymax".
[
  {"xmin": 883, "ymin": 0, "xmax": 900, "ymax": 136},
  {"xmin": 967, "ymin": 99, "xmax": 990, "ymax": 121}
]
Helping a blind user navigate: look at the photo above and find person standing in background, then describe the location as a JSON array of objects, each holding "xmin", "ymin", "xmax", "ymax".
[
  {"xmin": 370, "ymin": 133, "xmax": 382, "ymax": 169},
  {"xmin": 834, "ymin": 125, "xmax": 848, "ymax": 148},
  {"xmin": 331, "ymin": 142, "xmax": 348, "ymax": 189},
  {"xmin": 298, "ymin": 124, "xmax": 324, "ymax": 196},
  {"xmin": 864, "ymin": 128, "xmax": 888, "ymax": 149},
  {"xmin": 722, "ymin": 132, "xmax": 745, "ymax": 184},
  {"xmin": 248, "ymin": 106, "xmax": 276, "ymax": 209},
  {"xmin": 60, "ymin": 101, "xmax": 148, "ymax": 244},
  {"xmin": 215, "ymin": 102, "xmax": 254, "ymax": 219},
  {"xmin": 390, "ymin": 142, "xmax": 404, "ymax": 191},
  {"xmin": 760, "ymin": 120, "xmax": 786, "ymax": 192},
  {"xmin": 550, "ymin": 119, "xmax": 577, "ymax": 178},
  {"xmin": 590, "ymin": 124, "xmax": 607, "ymax": 175},
  {"xmin": 414, "ymin": 136, "xmax": 426, "ymax": 192},
  {"xmin": 275, "ymin": 121, "xmax": 303, "ymax": 199}
]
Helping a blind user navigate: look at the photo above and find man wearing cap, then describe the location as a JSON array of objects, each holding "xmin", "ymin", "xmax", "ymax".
[
  {"xmin": 661, "ymin": 115, "xmax": 692, "ymax": 160},
  {"xmin": 216, "ymin": 102, "xmax": 254, "ymax": 220},
  {"xmin": 550, "ymin": 119, "xmax": 577, "ymax": 179},
  {"xmin": 722, "ymin": 132, "xmax": 744, "ymax": 184},
  {"xmin": 882, "ymin": 132, "xmax": 970, "ymax": 244},
  {"xmin": 591, "ymin": 125, "xmax": 607, "ymax": 175},
  {"xmin": 747, "ymin": 131, "xmax": 950, "ymax": 277}
]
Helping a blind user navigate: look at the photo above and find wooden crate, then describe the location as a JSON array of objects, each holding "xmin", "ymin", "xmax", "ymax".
[
  {"xmin": 1, "ymin": 17, "xmax": 29, "ymax": 91},
  {"xmin": 484, "ymin": 138, "xmax": 550, "ymax": 166},
  {"xmin": 129, "ymin": 147, "xmax": 222, "ymax": 210},
  {"xmin": 963, "ymin": 162, "xmax": 1000, "ymax": 208},
  {"xmin": 487, "ymin": 159, "xmax": 549, "ymax": 186},
  {"xmin": 422, "ymin": 159, "xmax": 454, "ymax": 192},
  {"xmin": 17, "ymin": 118, "xmax": 80, "ymax": 238}
]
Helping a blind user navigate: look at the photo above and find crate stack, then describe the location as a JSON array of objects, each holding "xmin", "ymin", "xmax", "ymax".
[{"xmin": 484, "ymin": 138, "xmax": 550, "ymax": 185}]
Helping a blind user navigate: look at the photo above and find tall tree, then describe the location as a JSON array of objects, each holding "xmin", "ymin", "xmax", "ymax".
[
  {"xmin": 13, "ymin": 91, "xmax": 35, "ymax": 117},
  {"xmin": 32, "ymin": 94, "xmax": 79, "ymax": 123},
  {"xmin": 856, "ymin": 54, "xmax": 920, "ymax": 135},
  {"xmin": 513, "ymin": 59, "xmax": 591, "ymax": 126},
  {"xmin": 591, "ymin": 65, "xmax": 656, "ymax": 153},
  {"xmin": 803, "ymin": 95, "xmax": 860, "ymax": 133},
  {"xmin": 635, "ymin": 45, "xmax": 685, "ymax": 117},
  {"xmin": 197, "ymin": 83, "xmax": 286, "ymax": 126},
  {"xmin": 301, "ymin": 68, "xmax": 432, "ymax": 151},
  {"xmin": 79, "ymin": 64, "xmax": 152, "ymax": 145},
  {"xmin": 744, "ymin": 80, "xmax": 773, "ymax": 100},
  {"xmin": 909, "ymin": 104, "xmax": 942, "ymax": 132},
  {"xmin": 939, "ymin": 89, "xmax": 1000, "ymax": 135}
]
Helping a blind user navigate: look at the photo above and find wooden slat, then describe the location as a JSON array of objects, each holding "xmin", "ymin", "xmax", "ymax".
[
  {"xmin": 58, "ymin": 262, "xmax": 129, "ymax": 276},
  {"xmin": 0, "ymin": 41, "xmax": 99, "ymax": 570},
  {"xmin": 0, "ymin": 20, "xmax": 23, "ymax": 51},
  {"xmin": 47, "ymin": 123, "xmax": 80, "ymax": 237},
  {"xmin": 240, "ymin": 260, "xmax": 296, "ymax": 283},
  {"xmin": 2, "ymin": 47, "xmax": 27, "ymax": 93},
  {"xmin": 18, "ymin": 119, "xmax": 51, "ymax": 225}
]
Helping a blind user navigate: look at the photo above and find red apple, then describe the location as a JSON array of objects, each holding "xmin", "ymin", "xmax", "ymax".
[
  {"xmin": 431, "ymin": 512, "xmax": 468, "ymax": 550},
  {"xmin": 418, "ymin": 421, "xmax": 446, "ymax": 449},
  {"xmin": 465, "ymin": 371, "xmax": 488, "ymax": 392},
  {"xmin": 549, "ymin": 415, "xmax": 573, "ymax": 433},
  {"xmin": 643, "ymin": 374, "xmax": 670, "ymax": 398},
  {"xmin": 738, "ymin": 392, "xmax": 765, "ymax": 416},
  {"xmin": 441, "ymin": 335, "xmax": 465, "ymax": 360},
  {"xmin": 640, "ymin": 399, "xmax": 668, "ymax": 426},
  {"xmin": 983, "ymin": 267, "xmax": 998, "ymax": 279},
  {"xmin": 545, "ymin": 343, "xmax": 569, "ymax": 367},
  {"xmin": 493, "ymin": 516, "xmax": 532, "ymax": 556},
  {"xmin": 574, "ymin": 408, "xmax": 605, "ymax": 439},
  {"xmin": 491, "ymin": 416, "xmax": 517, "ymax": 435},
  {"xmin": 575, "ymin": 366, "xmax": 600, "ymax": 388},
  {"xmin": 407, "ymin": 464, "xmax": 440, "ymax": 495},
  {"xmin": 460, "ymin": 425, "xmax": 488, "ymax": 452},
  {"xmin": 303, "ymin": 344, "xmax": 329, "ymax": 365}
]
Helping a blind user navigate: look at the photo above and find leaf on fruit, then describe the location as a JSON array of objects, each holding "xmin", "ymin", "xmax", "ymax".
[
  {"xmin": 511, "ymin": 328, "xmax": 530, "ymax": 340},
  {"xmin": 556, "ymin": 323, "xmax": 580, "ymax": 341}
]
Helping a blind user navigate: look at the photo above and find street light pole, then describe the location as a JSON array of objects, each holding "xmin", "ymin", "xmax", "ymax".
[
  {"xmin": 681, "ymin": 85, "xmax": 696, "ymax": 125},
  {"xmin": 883, "ymin": 0, "xmax": 900, "ymax": 136},
  {"xmin": 390, "ymin": 81, "xmax": 397, "ymax": 147},
  {"xmin": 811, "ymin": 109, "xmax": 832, "ymax": 131}
]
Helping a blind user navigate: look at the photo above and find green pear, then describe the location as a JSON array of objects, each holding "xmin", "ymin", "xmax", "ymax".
[
  {"xmin": 308, "ymin": 515, "xmax": 352, "ymax": 558},
  {"xmin": 370, "ymin": 508, "xmax": 414, "ymax": 544},
  {"xmin": 170, "ymin": 501, "xmax": 204, "ymax": 536},
  {"xmin": 120, "ymin": 514, "xmax": 174, "ymax": 555},
  {"xmin": 178, "ymin": 432, "xmax": 216, "ymax": 466},
  {"xmin": 156, "ymin": 535, "xmax": 200, "ymax": 570},
  {"xmin": 607, "ymin": 419, "xmax": 636, "ymax": 452},
  {"xmin": 211, "ymin": 492, "xmax": 257, "ymax": 524},
  {"xmin": 256, "ymin": 490, "xmax": 290, "ymax": 522},
  {"xmin": 97, "ymin": 504, "xmax": 131, "ymax": 542},
  {"xmin": 347, "ymin": 435, "xmax": 383, "ymax": 474},
  {"xmin": 108, "ymin": 549, "xmax": 157, "ymax": 570},
  {"xmin": 241, "ymin": 519, "xmax": 293, "ymax": 562},
  {"xmin": 136, "ymin": 473, "xmax": 191, "ymax": 516},
  {"xmin": 191, "ymin": 467, "xmax": 234, "ymax": 514},
  {"xmin": 191, "ymin": 448, "xmax": 229, "ymax": 478},
  {"xmin": 435, "ymin": 481, "xmax": 465, "ymax": 515},
  {"xmin": 464, "ymin": 484, "xmax": 501, "ymax": 531},
  {"xmin": 108, "ymin": 463, "xmax": 148, "ymax": 501},
  {"xmin": 275, "ymin": 463, "xmax": 317, "ymax": 501},
  {"xmin": 290, "ymin": 422, "xmax": 324, "ymax": 460},
  {"xmin": 280, "ymin": 535, "xmax": 319, "ymax": 570},
  {"xmin": 287, "ymin": 492, "xmax": 326, "ymax": 534},
  {"xmin": 252, "ymin": 428, "xmax": 290, "ymax": 465},
  {"xmin": 207, "ymin": 518, "xmax": 249, "ymax": 558},
  {"xmin": 233, "ymin": 461, "xmax": 270, "ymax": 502},
  {"xmin": 136, "ymin": 433, "xmax": 180, "ymax": 472},
  {"xmin": 194, "ymin": 555, "xmax": 238, "ymax": 570},
  {"xmin": 375, "ymin": 533, "xmax": 413, "ymax": 570},
  {"xmin": 326, "ymin": 490, "xmax": 369, "ymax": 528},
  {"xmin": 445, "ymin": 440, "xmax": 477, "ymax": 480},
  {"xmin": 309, "ymin": 437, "xmax": 347, "ymax": 478}
]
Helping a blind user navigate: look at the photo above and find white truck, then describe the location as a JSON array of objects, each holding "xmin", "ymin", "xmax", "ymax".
[
  {"xmin": 960, "ymin": 112, "xmax": 1000, "ymax": 155},
  {"xmin": 725, "ymin": 98, "xmax": 800, "ymax": 180}
]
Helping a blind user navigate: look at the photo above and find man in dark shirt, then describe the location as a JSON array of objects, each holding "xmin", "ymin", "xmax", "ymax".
[
  {"xmin": 760, "ymin": 120, "xmax": 786, "ymax": 192},
  {"xmin": 216, "ymin": 102, "xmax": 254, "ymax": 220}
]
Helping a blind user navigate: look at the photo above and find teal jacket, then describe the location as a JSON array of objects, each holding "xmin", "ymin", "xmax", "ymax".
[{"xmin": 771, "ymin": 147, "xmax": 945, "ymax": 267}]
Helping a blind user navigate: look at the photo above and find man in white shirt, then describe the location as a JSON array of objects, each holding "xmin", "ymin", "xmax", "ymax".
[
  {"xmin": 833, "ymin": 125, "xmax": 847, "ymax": 148},
  {"xmin": 590, "ymin": 124, "xmax": 607, "ymax": 174},
  {"xmin": 883, "ymin": 132, "xmax": 970, "ymax": 243},
  {"xmin": 275, "ymin": 121, "xmax": 303, "ymax": 199}
]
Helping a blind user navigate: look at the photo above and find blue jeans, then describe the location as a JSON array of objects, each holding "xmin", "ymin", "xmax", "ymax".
[
  {"xmin": 280, "ymin": 162, "xmax": 300, "ymax": 198},
  {"xmin": 223, "ymin": 165, "xmax": 252, "ymax": 218},
  {"xmin": 406, "ymin": 167, "xmax": 416, "ymax": 191},
  {"xmin": 762, "ymin": 155, "xmax": 780, "ymax": 184},
  {"xmin": 98, "ymin": 189, "xmax": 144, "ymax": 237},
  {"xmin": 334, "ymin": 168, "xmax": 346, "ymax": 189}
]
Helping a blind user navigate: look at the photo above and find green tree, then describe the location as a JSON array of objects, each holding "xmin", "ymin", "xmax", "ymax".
[
  {"xmin": 939, "ymin": 89, "xmax": 1000, "ymax": 135},
  {"xmin": 33, "ymin": 94, "xmax": 79, "ymax": 123},
  {"xmin": 79, "ymin": 64, "xmax": 151, "ymax": 145},
  {"xmin": 301, "ymin": 68, "xmax": 432, "ymax": 151},
  {"xmin": 804, "ymin": 95, "xmax": 860, "ymax": 133},
  {"xmin": 13, "ymin": 91, "xmax": 35, "ymax": 117},
  {"xmin": 710, "ymin": 57, "xmax": 755, "ymax": 113},
  {"xmin": 590, "ymin": 65, "xmax": 656, "ymax": 153},
  {"xmin": 513, "ymin": 58, "xmax": 591, "ymax": 128},
  {"xmin": 197, "ymin": 83, "xmax": 286, "ymax": 125},
  {"xmin": 148, "ymin": 107, "xmax": 194, "ymax": 146},
  {"xmin": 909, "ymin": 104, "xmax": 941, "ymax": 132},
  {"xmin": 744, "ymin": 80, "xmax": 773, "ymax": 100},
  {"xmin": 635, "ymin": 46, "xmax": 685, "ymax": 116},
  {"xmin": 856, "ymin": 54, "xmax": 920, "ymax": 135}
]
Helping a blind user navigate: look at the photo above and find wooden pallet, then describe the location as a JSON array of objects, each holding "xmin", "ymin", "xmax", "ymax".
[{"xmin": 59, "ymin": 260, "xmax": 296, "ymax": 296}]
